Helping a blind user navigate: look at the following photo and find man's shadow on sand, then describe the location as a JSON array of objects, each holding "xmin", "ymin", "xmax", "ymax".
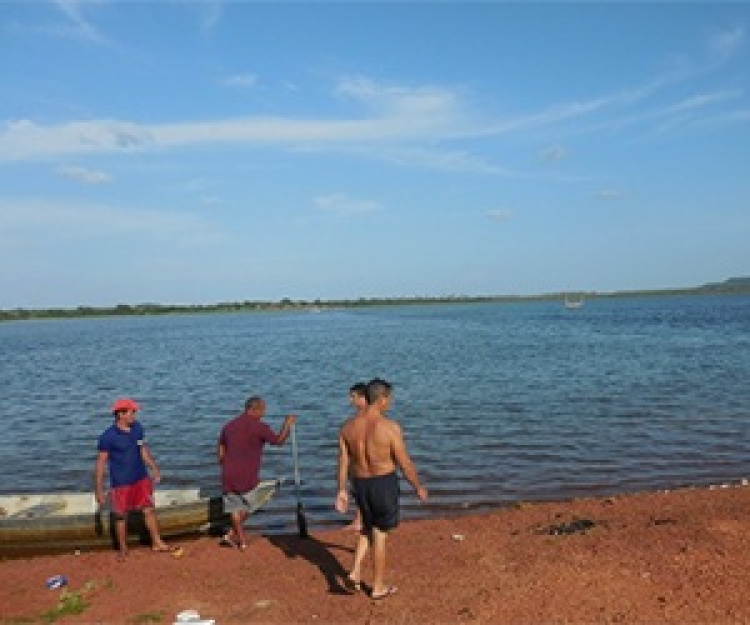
[{"xmin": 268, "ymin": 534, "xmax": 356, "ymax": 595}]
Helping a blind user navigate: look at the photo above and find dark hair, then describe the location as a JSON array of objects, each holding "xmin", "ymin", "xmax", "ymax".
[
  {"xmin": 244, "ymin": 396, "xmax": 263, "ymax": 411},
  {"xmin": 366, "ymin": 378, "xmax": 392, "ymax": 405},
  {"xmin": 349, "ymin": 382, "xmax": 368, "ymax": 396}
]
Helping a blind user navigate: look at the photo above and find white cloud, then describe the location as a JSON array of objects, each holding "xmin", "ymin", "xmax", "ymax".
[
  {"xmin": 336, "ymin": 76, "xmax": 462, "ymax": 117},
  {"xmin": 1, "ymin": 118, "xmax": 153, "ymax": 160},
  {"xmin": 2, "ymin": 40, "xmax": 746, "ymax": 168},
  {"xmin": 56, "ymin": 165, "xmax": 113, "ymax": 185},
  {"xmin": 314, "ymin": 192, "xmax": 382, "ymax": 215}
]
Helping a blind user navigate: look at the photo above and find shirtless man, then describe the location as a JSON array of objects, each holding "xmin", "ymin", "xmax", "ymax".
[{"xmin": 335, "ymin": 378, "xmax": 428, "ymax": 599}]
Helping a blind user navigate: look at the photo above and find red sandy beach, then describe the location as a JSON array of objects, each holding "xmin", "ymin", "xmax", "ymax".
[{"xmin": 1, "ymin": 483, "xmax": 748, "ymax": 624}]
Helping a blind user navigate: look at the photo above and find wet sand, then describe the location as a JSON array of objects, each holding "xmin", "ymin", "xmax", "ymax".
[{"xmin": 1, "ymin": 483, "xmax": 748, "ymax": 624}]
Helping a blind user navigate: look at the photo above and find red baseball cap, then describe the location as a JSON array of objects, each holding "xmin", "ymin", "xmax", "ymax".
[{"xmin": 111, "ymin": 397, "xmax": 141, "ymax": 414}]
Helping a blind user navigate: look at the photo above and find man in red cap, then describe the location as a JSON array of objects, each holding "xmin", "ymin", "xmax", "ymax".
[{"xmin": 94, "ymin": 397, "xmax": 174, "ymax": 558}]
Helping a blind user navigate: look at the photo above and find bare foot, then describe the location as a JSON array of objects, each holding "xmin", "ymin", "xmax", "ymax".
[{"xmin": 371, "ymin": 585, "xmax": 397, "ymax": 600}]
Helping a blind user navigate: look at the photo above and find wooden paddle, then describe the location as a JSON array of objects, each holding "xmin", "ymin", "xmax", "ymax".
[{"xmin": 290, "ymin": 423, "xmax": 309, "ymax": 538}]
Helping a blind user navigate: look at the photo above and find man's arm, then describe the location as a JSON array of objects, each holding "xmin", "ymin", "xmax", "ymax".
[
  {"xmin": 94, "ymin": 451, "xmax": 108, "ymax": 507},
  {"xmin": 272, "ymin": 415, "xmax": 297, "ymax": 445},
  {"xmin": 391, "ymin": 422, "xmax": 428, "ymax": 501},
  {"xmin": 140, "ymin": 444, "xmax": 162, "ymax": 484},
  {"xmin": 217, "ymin": 441, "xmax": 225, "ymax": 465},
  {"xmin": 335, "ymin": 430, "xmax": 350, "ymax": 513}
]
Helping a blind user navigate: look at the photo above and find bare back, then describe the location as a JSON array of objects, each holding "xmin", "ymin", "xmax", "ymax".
[{"xmin": 340, "ymin": 410, "xmax": 401, "ymax": 479}]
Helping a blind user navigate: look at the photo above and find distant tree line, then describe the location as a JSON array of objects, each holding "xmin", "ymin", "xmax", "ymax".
[{"xmin": 1, "ymin": 277, "xmax": 748, "ymax": 323}]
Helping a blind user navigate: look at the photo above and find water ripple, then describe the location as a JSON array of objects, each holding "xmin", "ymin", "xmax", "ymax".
[{"xmin": 1, "ymin": 296, "xmax": 749, "ymax": 531}]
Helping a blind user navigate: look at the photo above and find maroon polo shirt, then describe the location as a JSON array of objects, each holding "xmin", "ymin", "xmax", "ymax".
[{"xmin": 219, "ymin": 414, "xmax": 280, "ymax": 493}]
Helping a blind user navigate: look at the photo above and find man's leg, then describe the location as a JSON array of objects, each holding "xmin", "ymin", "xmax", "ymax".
[
  {"xmin": 231, "ymin": 510, "xmax": 249, "ymax": 548},
  {"xmin": 370, "ymin": 527, "xmax": 390, "ymax": 596},
  {"xmin": 143, "ymin": 507, "xmax": 170, "ymax": 550},
  {"xmin": 349, "ymin": 531, "xmax": 370, "ymax": 585},
  {"xmin": 114, "ymin": 516, "xmax": 129, "ymax": 558}
]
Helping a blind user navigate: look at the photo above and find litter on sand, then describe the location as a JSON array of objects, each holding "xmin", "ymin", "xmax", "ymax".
[
  {"xmin": 173, "ymin": 609, "xmax": 215, "ymax": 624},
  {"xmin": 45, "ymin": 575, "xmax": 67, "ymax": 589}
]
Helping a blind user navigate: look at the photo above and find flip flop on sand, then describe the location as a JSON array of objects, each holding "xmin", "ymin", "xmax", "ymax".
[
  {"xmin": 343, "ymin": 575, "xmax": 361, "ymax": 593},
  {"xmin": 219, "ymin": 534, "xmax": 248, "ymax": 550},
  {"xmin": 371, "ymin": 586, "xmax": 397, "ymax": 600},
  {"xmin": 153, "ymin": 545, "xmax": 183, "ymax": 557}
]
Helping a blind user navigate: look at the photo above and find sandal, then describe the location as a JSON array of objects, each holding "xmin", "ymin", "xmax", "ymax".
[{"xmin": 343, "ymin": 575, "xmax": 361, "ymax": 593}]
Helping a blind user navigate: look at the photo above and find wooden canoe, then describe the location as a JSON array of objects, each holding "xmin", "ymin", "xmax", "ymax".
[{"xmin": 0, "ymin": 479, "xmax": 279, "ymax": 558}]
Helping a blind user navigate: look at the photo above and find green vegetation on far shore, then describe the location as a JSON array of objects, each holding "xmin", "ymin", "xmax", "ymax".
[{"xmin": 1, "ymin": 277, "xmax": 749, "ymax": 323}]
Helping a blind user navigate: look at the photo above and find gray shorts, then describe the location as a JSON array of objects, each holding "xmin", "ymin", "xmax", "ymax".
[
  {"xmin": 223, "ymin": 490, "xmax": 258, "ymax": 514},
  {"xmin": 222, "ymin": 481, "xmax": 278, "ymax": 515}
]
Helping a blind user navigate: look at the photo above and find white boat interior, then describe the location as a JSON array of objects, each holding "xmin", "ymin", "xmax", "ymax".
[{"xmin": 0, "ymin": 488, "xmax": 207, "ymax": 519}]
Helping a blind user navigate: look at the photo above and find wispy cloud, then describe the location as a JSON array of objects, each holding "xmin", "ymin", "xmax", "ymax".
[
  {"xmin": 314, "ymin": 192, "xmax": 382, "ymax": 215},
  {"xmin": 1, "ymin": 23, "xmax": 746, "ymax": 170},
  {"xmin": 374, "ymin": 147, "xmax": 519, "ymax": 176},
  {"xmin": 1, "ymin": 118, "xmax": 153, "ymax": 160},
  {"xmin": 50, "ymin": 0, "xmax": 108, "ymax": 44},
  {"xmin": 56, "ymin": 164, "xmax": 113, "ymax": 185},
  {"xmin": 663, "ymin": 90, "xmax": 742, "ymax": 115},
  {"xmin": 0, "ymin": 77, "xmax": 567, "ymax": 162}
]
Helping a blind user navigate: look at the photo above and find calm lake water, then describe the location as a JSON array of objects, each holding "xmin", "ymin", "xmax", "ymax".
[{"xmin": 1, "ymin": 295, "xmax": 748, "ymax": 533}]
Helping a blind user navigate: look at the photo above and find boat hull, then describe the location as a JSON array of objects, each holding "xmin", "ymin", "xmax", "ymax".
[{"xmin": 0, "ymin": 481, "xmax": 278, "ymax": 558}]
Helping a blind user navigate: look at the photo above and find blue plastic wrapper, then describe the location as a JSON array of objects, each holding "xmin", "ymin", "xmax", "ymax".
[{"xmin": 45, "ymin": 575, "xmax": 67, "ymax": 589}]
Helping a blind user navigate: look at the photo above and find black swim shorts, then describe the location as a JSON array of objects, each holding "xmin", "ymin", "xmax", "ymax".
[{"xmin": 352, "ymin": 471, "xmax": 400, "ymax": 532}]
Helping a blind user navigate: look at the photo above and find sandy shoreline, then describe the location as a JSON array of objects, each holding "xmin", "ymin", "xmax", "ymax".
[{"xmin": 1, "ymin": 483, "xmax": 748, "ymax": 624}]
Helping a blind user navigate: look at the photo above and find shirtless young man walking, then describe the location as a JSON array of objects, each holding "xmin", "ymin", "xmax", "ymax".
[{"xmin": 335, "ymin": 378, "xmax": 428, "ymax": 599}]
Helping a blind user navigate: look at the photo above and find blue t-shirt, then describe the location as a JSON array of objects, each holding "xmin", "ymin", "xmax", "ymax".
[{"xmin": 97, "ymin": 421, "xmax": 149, "ymax": 487}]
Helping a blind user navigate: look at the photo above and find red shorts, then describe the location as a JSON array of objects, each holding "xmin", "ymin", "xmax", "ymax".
[{"xmin": 110, "ymin": 477, "xmax": 155, "ymax": 516}]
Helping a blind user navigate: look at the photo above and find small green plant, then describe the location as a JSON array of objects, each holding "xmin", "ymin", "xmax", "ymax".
[
  {"xmin": 40, "ymin": 580, "xmax": 97, "ymax": 623},
  {"xmin": 41, "ymin": 589, "xmax": 88, "ymax": 622}
]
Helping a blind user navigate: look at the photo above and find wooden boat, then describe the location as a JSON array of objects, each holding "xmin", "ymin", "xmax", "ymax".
[{"xmin": 0, "ymin": 479, "xmax": 279, "ymax": 558}]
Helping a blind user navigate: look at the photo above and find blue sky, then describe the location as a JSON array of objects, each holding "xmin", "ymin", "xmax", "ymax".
[{"xmin": 1, "ymin": 1, "xmax": 748, "ymax": 308}]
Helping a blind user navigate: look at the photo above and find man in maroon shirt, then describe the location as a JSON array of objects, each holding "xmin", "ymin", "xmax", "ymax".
[{"xmin": 217, "ymin": 396, "xmax": 296, "ymax": 549}]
